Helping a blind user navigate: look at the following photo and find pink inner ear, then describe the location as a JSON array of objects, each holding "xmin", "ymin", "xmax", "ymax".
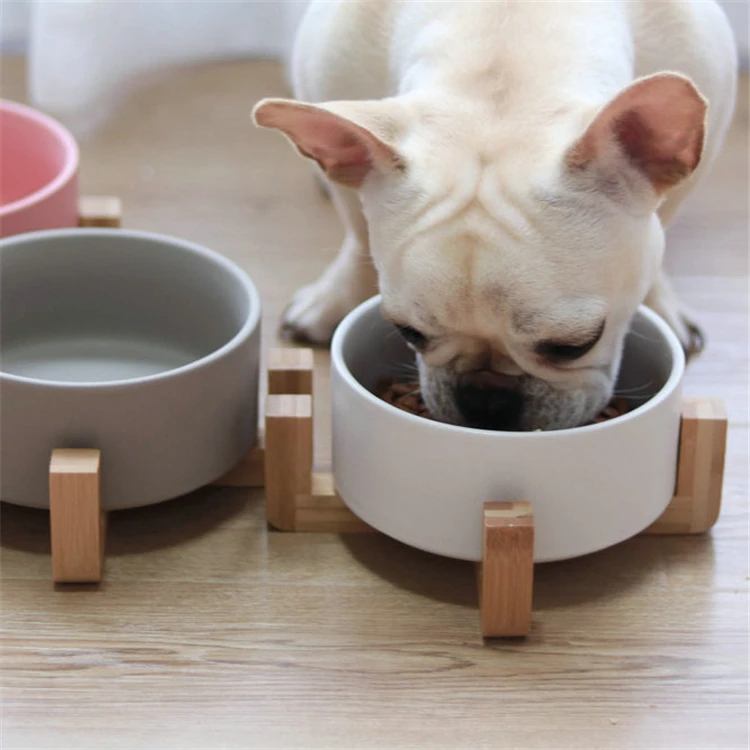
[
  {"xmin": 301, "ymin": 122, "xmax": 373, "ymax": 184},
  {"xmin": 569, "ymin": 74, "xmax": 707, "ymax": 193},
  {"xmin": 256, "ymin": 101, "xmax": 401, "ymax": 187},
  {"xmin": 303, "ymin": 118, "xmax": 366, "ymax": 159},
  {"xmin": 614, "ymin": 110, "xmax": 651, "ymax": 157}
]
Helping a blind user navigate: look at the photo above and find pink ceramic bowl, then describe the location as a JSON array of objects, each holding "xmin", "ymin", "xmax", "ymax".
[{"xmin": 0, "ymin": 100, "xmax": 79, "ymax": 237}]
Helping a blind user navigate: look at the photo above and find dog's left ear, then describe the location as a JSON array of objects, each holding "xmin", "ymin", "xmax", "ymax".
[
  {"xmin": 567, "ymin": 73, "xmax": 707, "ymax": 196},
  {"xmin": 252, "ymin": 98, "xmax": 405, "ymax": 187}
]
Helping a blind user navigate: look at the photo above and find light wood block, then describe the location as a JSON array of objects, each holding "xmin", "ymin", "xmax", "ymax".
[
  {"xmin": 294, "ymin": 473, "xmax": 374, "ymax": 533},
  {"xmin": 78, "ymin": 196, "xmax": 122, "ymax": 228},
  {"xmin": 294, "ymin": 507, "xmax": 374, "ymax": 533},
  {"xmin": 268, "ymin": 348, "xmax": 314, "ymax": 395},
  {"xmin": 212, "ymin": 445, "xmax": 265, "ymax": 488},
  {"xmin": 478, "ymin": 501, "xmax": 534, "ymax": 638},
  {"xmin": 49, "ymin": 449, "xmax": 105, "ymax": 583},
  {"xmin": 264, "ymin": 395, "xmax": 313, "ymax": 530},
  {"xmin": 304, "ymin": 472, "xmax": 345, "ymax": 508},
  {"xmin": 644, "ymin": 398, "xmax": 728, "ymax": 535},
  {"xmin": 263, "ymin": 348, "xmax": 374, "ymax": 533}
]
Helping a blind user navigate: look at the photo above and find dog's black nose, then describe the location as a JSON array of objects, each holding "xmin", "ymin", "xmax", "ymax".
[{"xmin": 454, "ymin": 382, "xmax": 524, "ymax": 431}]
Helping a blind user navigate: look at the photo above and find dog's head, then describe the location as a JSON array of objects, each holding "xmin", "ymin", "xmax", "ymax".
[{"xmin": 254, "ymin": 74, "xmax": 706, "ymax": 430}]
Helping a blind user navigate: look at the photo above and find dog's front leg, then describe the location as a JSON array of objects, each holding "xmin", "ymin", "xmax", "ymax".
[
  {"xmin": 282, "ymin": 178, "xmax": 377, "ymax": 344},
  {"xmin": 253, "ymin": 97, "xmax": 406, "ymax": 343},
  {"xmin": 645, "ymin": 270, "xmax": 705, "ymax": 359}
]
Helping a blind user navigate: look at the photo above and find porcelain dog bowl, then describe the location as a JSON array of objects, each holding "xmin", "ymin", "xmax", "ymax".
[
  {"xmin": 331, "ymin": 297, "xmax": 685, "ymax": 562},
  {"xmin": 0, "ymin": 100, "xmax": 79, "ymax": 237},
  {"xmin": 0, "ymin": 229, "xmax": 261, "ymax": 510}
]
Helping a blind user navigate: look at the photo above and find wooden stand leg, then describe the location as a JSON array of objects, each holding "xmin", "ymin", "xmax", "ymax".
[
  {"xmin": 78, "ymin": 196, "xmax": 122, "ymax": 228},
  {"xmin": 212, "ymin": 444, "xmax": 265, "ymax": 488},
  {"xmin": 49, "ymin": 449, "xmax": 105, "ymax": 583},
  {"xmin": 644, "ymin": 398, "xmax": 728, "ymax": 535},
  {"xmin": 264, "ymin": 348, "xmax": 314, "ymax": 527},
  {"xmin": 265, "ymin": 395, "xmax": 313, "ymax": 530},
  {"xmin": 268, "ymin": 348, "xmax": 314, "ymax": 396},
  {"xmin": 295, "ymin": 473, "xmax": 373, "ymax": 533},
  {"xmin": 478, "ymin": 501, "xmax": 534, "ymax": 638},
  {"xmin": 210, "ymin": 349, "xmax": 315, "ymax": 492},
  {"xmin": 263, "ymin": 348, "xmax": 373, "ymax": 533}
]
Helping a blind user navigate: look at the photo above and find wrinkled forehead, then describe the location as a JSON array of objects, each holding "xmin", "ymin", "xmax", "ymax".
[{"xmin": 381, "ymin": 229, "xmax": 609, "ymax": 333}]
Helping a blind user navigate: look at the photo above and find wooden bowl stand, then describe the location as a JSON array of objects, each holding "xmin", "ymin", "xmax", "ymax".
[
  {"xmin": 46, "ymin": 200, "xmax": 727, "ymax": 638},
  {"xmin": 212, "ymin": 348, "xmax": 727, "ymax": 638}
]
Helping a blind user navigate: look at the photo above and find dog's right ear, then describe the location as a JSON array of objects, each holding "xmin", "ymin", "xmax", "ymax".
[
  {"xmin": 252, "ymin": 98, "xmax": 405, "ymax": 188},
  {"xmin": 566, "ymin": 73, "xmax": 707, "ymax": 198}
]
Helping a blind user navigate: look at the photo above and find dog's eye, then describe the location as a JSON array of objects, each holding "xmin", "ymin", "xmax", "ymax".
[
  {"xmin": 396, "ymin": 324, "xmax": 428, "ymax": 350},
  {"xmin": 537, "ymin": 321, "xmax": 605, "ymax": 362}
]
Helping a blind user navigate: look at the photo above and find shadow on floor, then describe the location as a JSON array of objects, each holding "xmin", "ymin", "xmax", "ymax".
[
  {"xmin": 341, "ymin": 530, "xmax": 716, "ymax": 612},
  {"xmin": 0, "ymin": 486, "xmax": 259, "ymax": 558},
  {"xmin": 341, "ymin": 533, "xmax": 478, "ymax": 608}
]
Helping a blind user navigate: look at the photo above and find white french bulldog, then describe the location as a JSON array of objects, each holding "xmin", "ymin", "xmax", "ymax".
[{"xmin": 253, "ymin": 0, "xmax": 737, "ymax": 430}]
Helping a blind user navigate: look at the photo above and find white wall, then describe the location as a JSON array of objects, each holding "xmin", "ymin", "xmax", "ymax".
[
  {"xmin": 1, "ymin": 0, "xmax": 747, "ymax": 61},
  {"xmin": 3, "ymin": 1, "xmax": 308, "ymax": 135},
  {"xmin": 720, "ymin": 0, "xmax": 749, "ymax": 64},
  {"xmin": 0, "ymin": 0, "xmax": 32, "ymax": 54},
  {"xmin": 0, "ymin": 0, "xmax": 745, "ymax": 135}
]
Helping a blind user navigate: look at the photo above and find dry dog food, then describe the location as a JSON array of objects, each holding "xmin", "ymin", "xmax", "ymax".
[{"xmin": 376, "ymin": 379, "xmax": 630, "ymax": 427}]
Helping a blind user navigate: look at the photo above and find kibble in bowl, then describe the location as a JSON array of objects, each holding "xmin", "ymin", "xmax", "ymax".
[
  {"xmin": 375, "ymin": 378, "xmax": 632, "ymax": 427},
  {"xmin": 331, "ymin": 296, "xmax": 685, "ymax": 562}
]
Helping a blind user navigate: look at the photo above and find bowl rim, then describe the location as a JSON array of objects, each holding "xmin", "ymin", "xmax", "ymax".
[
  {"xmin": 331, "ymin": 295, "xmax": 686, "ymax": 439},
  {"xmin": 0, "ymin": 99, "xmax": 80, "ymax": 217},
  {"xmin": 0, "ymin": 228, "xmax": 262, "ymax": 389}
]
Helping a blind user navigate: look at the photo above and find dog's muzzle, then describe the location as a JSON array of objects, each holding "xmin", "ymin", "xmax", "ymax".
[{"xmin": 454, "ymin": 370, "xmax": 524, "ymax": 431}]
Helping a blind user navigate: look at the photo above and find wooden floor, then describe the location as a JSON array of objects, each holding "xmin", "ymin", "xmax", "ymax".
[{"xmin": 1, "ymin": 59, "xmax": 748, "ymax": 750}]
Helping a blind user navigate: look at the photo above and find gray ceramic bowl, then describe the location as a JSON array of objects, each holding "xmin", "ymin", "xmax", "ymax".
[{"xmin": 0, "ymin": 229, "xmax": 261, "ymax": 510}]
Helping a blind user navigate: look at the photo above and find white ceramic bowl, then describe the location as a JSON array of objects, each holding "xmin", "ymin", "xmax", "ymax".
[
  {"xmin": 0, "ymin": 229, "xmax": 261, "ymax": 510},
  {"xmin": 331, "ymin": 297, "xmax": 685, "ymax": 562}
]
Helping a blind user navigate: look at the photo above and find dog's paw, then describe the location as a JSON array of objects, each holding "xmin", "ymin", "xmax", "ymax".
[
  {"xmin": 644, "ymin": 273, "xmax": 705, "ymax": 361},
  {"xmin": 650, "ymin": 304, "xmax": 705, "ymax": 360},
  {"xmin": 679, "ymin": 314, "xmax": 706, "ymax": 359},
  {"xmin": 281, "ymin": 280, "xmax": 360, "ymax": 345}
]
